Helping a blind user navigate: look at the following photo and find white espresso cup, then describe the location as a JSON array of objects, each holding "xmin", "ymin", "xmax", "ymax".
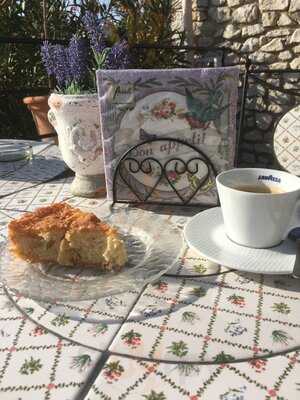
[{"xmin": 216, "ymin": 168, "xmax": 300, "ymax": 248}]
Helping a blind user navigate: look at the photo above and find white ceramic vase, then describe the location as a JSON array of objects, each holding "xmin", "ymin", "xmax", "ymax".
[{"xmin": 48, "ymin": 93, "xmax": 105, "ymax": 197}]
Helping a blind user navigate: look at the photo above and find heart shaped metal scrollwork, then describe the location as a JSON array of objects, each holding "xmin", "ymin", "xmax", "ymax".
[
  {"xmin": 164, "ymin": 157, "xmax": 210, "ymax": 204},
  {"xmin": 113, "ymin": 138, "xmax": 218, "ymax": 206},
  {"xmin": 118, "ymin": 157, "xmax": 163, "ymax": 202}
]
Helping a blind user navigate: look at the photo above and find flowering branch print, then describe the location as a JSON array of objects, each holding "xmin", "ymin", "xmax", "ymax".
[
  {"xmin": 227, "ymin": 294, "xmax": 246, "ymax": 308},
  {"xmin": 19, "ymin": 357, "xmax": 42, "ymax": 375},
  {"xmin": 167, "ymin": 341, "xmax": 188, "ymax": 357},
  {"xmin": 181, "ymin": 311, "xmax": 199, "ymax": 324},
  {"xmin": 271, "ymin": 302, "xmax": 291, "ymax": 314},
  {"xmin": 103, "ymin": 360, "xmax": 124, "ymax": 383},
  {"xmin": 87, "ymin": 323, "xmax": 108, "ymax": 336},
  {"xmin": 70, "ymin": 354, "xmax": 92, "ymax": 372},
  {"xmin": 121, "ymin": 330, "xmax": 142, "ymax": 348},
  {"xmin": 152, "ymin": 281, "xmax": 168, "ymax": 293},
  {"xmin": 249, "ymin": 358, "xmax": 267, "ymax": 373},
  {"xmin": 192, "ymin": 262, "xmax": 207, "ymax": 274},
  {"xmin": 220, "ymin": 385, "xmax": 247, "ymax": 400},
  {"xmin": 143, "ymin": 390, "xmax": 166, "ymax": 400},
  {"xmin": 224, "ymin": 320, "xmax": 247, "ymax": 337},
  {"xmin": 272, "ymin": 330, "xmax": 292, "ymax": 345},
  {"xmin": 213, "ymin": 351, "xmax": 235, "ymax": 363},
  {"xmin": 30, "ymin": 326, "xmax": 47, "ymax": 337},
  {"xmin": 51, "ymin": 313, "xmax": 70, "ymax": 327},
  {"xmin": 176, "ymin": 364, "xmax": 201, "ymax": 376}
]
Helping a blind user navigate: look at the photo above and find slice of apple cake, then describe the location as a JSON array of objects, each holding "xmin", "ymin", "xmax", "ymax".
[{"xmin": 8, "ymin": 203, "xmax": 127, "ymax": 271}]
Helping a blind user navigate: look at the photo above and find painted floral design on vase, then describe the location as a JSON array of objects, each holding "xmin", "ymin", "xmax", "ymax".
[{"xmin": 48, "ymin": 93, "xmax": 104, "ymax": 197}]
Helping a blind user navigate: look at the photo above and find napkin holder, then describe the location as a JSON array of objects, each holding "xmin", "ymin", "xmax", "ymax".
[{"xmin": 112, "ymin": 137, "xmax": 219, "ymax": 207}]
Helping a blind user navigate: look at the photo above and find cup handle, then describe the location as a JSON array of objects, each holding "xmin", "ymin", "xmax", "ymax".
[{"xmin": 286, "ymin": 198, "xmax": 300, "ymax": 236}]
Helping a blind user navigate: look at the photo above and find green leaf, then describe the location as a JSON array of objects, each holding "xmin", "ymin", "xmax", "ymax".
[
  {"xmin": 143, "ymin": 390, "xmax": 166, "ymax": 400},
  {"xmin": 167, "ymin": 340, "xmax": 188, "ymax": 357},
  {"xmin": 272, "ymin": 330, "xmax": 292, "ymax": 344},
  {"xmin": 213, "ymin": 351, "xmax": 235, "ymax": 363}
]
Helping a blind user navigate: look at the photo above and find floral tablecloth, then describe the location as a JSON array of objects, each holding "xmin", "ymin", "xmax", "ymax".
[{"xmin": 0, "ymin": 141, "xmax": 299, "ymax": 400}]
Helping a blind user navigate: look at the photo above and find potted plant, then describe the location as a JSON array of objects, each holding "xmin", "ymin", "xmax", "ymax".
[
  {"xmin": 23, "ymin": 95, "xmax": 57, "ymax": 142},
  {"xmin": 42, "ymin": 12, "xmax": 130, "ymax": 197}
]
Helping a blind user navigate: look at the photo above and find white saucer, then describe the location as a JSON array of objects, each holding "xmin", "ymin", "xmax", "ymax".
[{"xmin": 183, "ymin": 207, "xmax": 295, "ymax": 275}]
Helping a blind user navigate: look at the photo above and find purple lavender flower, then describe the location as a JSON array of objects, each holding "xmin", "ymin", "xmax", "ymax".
[
  {"xmin": 106, "ymin": 40, "xmax": 130, "ymax": 69},
  {"xmin": 68, "ymin": 36, "xmax": 88, "ymax": 83},
  {"xmin": 83, "ymin": 11, "xmax": 106, "ymax": 54},
  {"xmin": 52, "ymin": 45, "xmax": 72, "ymax": 88},
  {"xmin": 41, "ymin": 42, "xmax": 56, "ymax": 76}
]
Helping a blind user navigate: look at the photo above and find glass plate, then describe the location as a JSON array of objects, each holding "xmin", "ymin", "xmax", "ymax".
[
  {"xmin": 0, "ymin": 208, "xmax": 183, "ymax": 302},
  {"xmin": 0, "ymin": 141, "xmax": 33, "ymax": 162}
]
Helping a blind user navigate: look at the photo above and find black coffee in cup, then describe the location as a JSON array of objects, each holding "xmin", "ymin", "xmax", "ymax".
[{"xmin": 233, "ymin": 184, "xmax": 285, "ymax": 194}]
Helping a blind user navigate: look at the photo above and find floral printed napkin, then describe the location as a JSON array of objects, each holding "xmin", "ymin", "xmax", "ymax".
[{"xmin": 97, "ymin": 67, "xmax": 239, "ymax": 204}]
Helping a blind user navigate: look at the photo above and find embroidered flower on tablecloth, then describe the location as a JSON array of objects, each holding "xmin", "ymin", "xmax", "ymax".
[
  {"xmin": 234, "ymin": 275, "xmax": 251, "ymax": 285},
  {"xmin": 213, "ymin": 351, "xmax": 235, "ymax": 363},
  {"xmin": 103, "ymin": 360, "xmax": 124, "ymax": 383},
  {"xmin": 87, "ymin": 322, "xmax": 108, "ymax": 336},
  {"xmin": 220, "ymin": 385, "xmax": 247, "ymax": 400},
  {"xmin": 70, "ymin": 354, "xmax": 92, "ymax": 371},
  {"xmin": 192, "ymin": 262, "xmax": 207, "ymax": 274},
  {"xmin": 19, "ymin": 357, "xmax": 43, "ymax": 375},
  {"xmin": 142, "ymin": 390, "xmax": 166, "ymax": 400},
  {"xmin": 271, "ymin": 302, "xmax": 291, "ymax": 314},
  {"xmin": 105, "ymin": 296, "xmax": 124, "ymax": 310},
  {"xmin": 152, "ymin": 281, "xmax": 168, "ymax": 293},
  {"xmin": 30, "ymin": 326, "xmax": 47, "ymax": 337},
  {"xmin": 141, "ymin": 305, "xmax": 161, "ymax": 318},
  {"xmin": 51, "ymin": 313, "xmax": 70, "ymax": 327},
  {"xmin": 167, "ymin": 341, "xmax": 188, "ymax": 358},
  {"xmin": 227, "ymin": 294, "xmax": 246, "ymax": 308},
  {"xmin": 181, "ymin": 311, "xmax": 200, "ymax": 324},
  {"xmin": 224, "ymin": 319, "xmax": 247, "ymax": 337},
  {"xmin": 271, "ymin": 330, "xmax": 293, "ymax": 345},
  {"xmin": 121, "ymin": 330, "xmax": 142, "ymax": 348},
  {"xmin": 177, "ymin": 364, "xmax": 201, "ymax": 377},
  {"xmin": 249, "ymin": 358, "xmax": 267, "ymax": 373}
]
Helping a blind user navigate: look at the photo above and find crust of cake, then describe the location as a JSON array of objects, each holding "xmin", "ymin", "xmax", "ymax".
[{"xmin": 8, "ymin": 203, "xmax": 127, "ymax": 271}]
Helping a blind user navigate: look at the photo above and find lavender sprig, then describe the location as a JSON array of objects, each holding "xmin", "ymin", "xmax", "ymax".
[
  {"xmin": 106, "ymin": 40, "xmax": 130, "ymax": 70},
  {"xmin": 82, "ymin": 11, "xmax": 130, "ymax": 70},
  {"xmin": 41, "ymin": 36, "xmax": 89, "ymax": 93},
  {"xmin": 82, "ymin": 11, "xmax": 106, "ymax": 54},
  {"xmin": 41, "ymin": 42, "xmax": 56, "ymax": 76},
  {"xmin": 52, "ymin": 45, "xmax": 72, "ymax": 88},
  {"xmin": 68, "ymin": 36, "xmax": 88, "ymax": 83}
]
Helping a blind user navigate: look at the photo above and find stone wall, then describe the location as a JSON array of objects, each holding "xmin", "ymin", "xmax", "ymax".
[{"xmin": 178, "ymin": 0, "xmax": 300, "ymax": 167}]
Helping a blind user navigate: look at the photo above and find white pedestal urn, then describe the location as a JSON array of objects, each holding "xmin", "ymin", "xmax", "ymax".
[{"xmin": 48, "ymin": 93, "xmax": 105, "ymax": 197}]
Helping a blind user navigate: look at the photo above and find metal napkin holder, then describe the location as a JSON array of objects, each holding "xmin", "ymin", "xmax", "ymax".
[{"xmin": 112, "ymin": 137, "xmax": 219, "ymax": 207}]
